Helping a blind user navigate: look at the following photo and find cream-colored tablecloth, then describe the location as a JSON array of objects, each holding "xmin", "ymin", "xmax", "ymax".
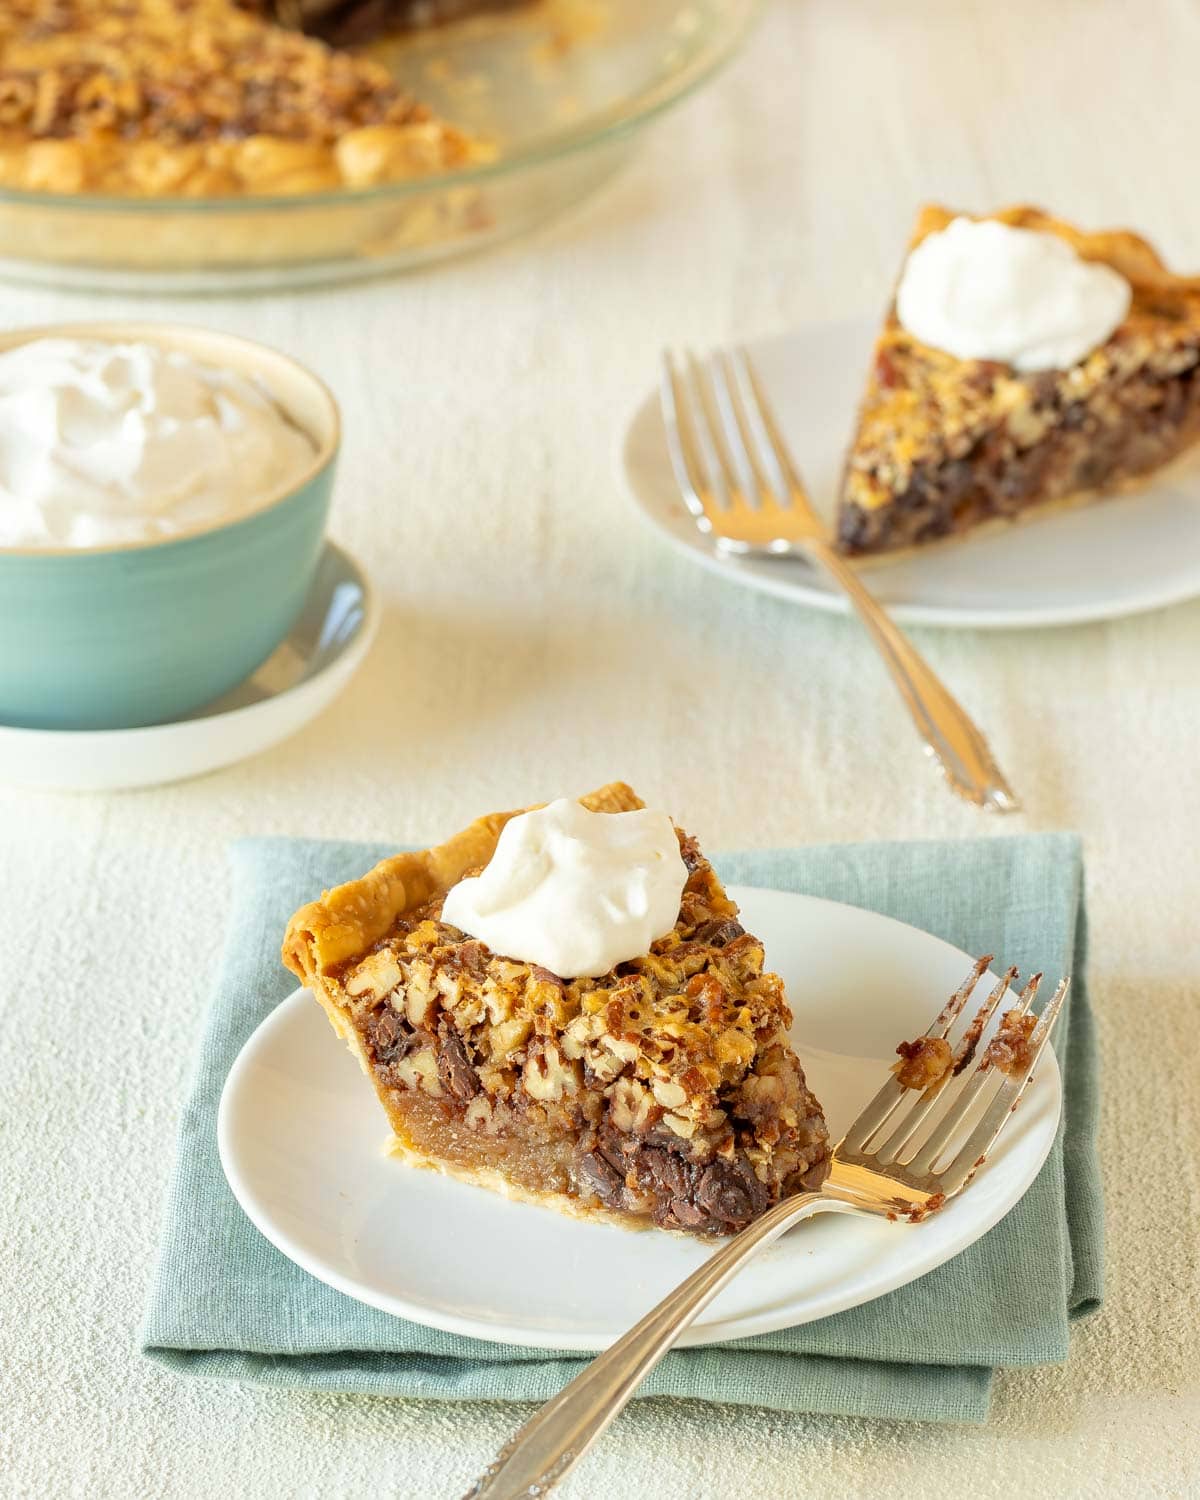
[{"xmin": 4, "ymin": 1, "xmax": 1199, "ymax": 1495}]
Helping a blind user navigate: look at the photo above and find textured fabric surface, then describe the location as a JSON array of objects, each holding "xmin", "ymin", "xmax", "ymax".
[
  {"xmin": 5, "ymin": 1, "xmax": 1200, "ymax": 1494},
  {"xmin": 143, "ymin": 833, "xmax": 1100, "ymax": 1425}
]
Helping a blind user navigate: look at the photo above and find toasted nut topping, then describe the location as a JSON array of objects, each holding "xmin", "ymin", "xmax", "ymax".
[
  {"xmin": 403, "ymin": 962, "xmax": 436, "ymax": 1029},
  {"xmin": 394, "ymin": 1046, "xmax": 442, "ymax": 1097},
  {"xmin": 522, "ymin": 1041, "xmax": 577, "ymax": 1103},
  {"xmin": 651, "ymin": 1078, "xmax": 688, "ymax": 1111}
]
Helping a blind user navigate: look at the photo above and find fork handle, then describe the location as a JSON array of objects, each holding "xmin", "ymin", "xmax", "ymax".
[
  {"xmin": 800, "ymin": 538, "xmax": 1020, "ymax": 812},
  {"xmin": 462, "ymin": 1191, "xmax": 855, "ymax": 1500}
]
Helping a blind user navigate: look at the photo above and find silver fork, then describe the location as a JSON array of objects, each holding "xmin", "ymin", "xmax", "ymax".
[
  {"xmin": 465, "ymin": 960, "xmax": 1069, "ymax": 1499},
  {"xmin": 661, "ymin": 347, "xmax": 1020, "ymax": 814}
]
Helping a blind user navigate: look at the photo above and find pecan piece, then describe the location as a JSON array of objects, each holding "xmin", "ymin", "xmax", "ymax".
[{"xmin": 892, "ymin": 1035, "xmax": 953, "ymax": 1091}]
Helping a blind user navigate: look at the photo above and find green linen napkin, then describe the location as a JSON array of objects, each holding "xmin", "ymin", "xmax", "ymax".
[{"xmin": 143, "ymin": 833, "xmax": 1102, "ymax": 1424}]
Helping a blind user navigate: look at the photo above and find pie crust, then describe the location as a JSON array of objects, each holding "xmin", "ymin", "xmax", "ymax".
[
  {"xmin": 836, "ymin": 205, "xmax": 1200, "ymax": 558},
  {"xmin": 283, "ymin": 783, "xmax": 830, "ymax": 1236}
]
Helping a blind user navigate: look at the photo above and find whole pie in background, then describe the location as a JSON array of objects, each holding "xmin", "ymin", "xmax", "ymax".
[
  {"xmin": 837, "ymin": 204, "xmax": 1200, "ymax": 558},
  {"xmin": 0, "ymin": 0, "xmax": 489, "ymax": 198},
  {"xmin": 283, "ymin": 783, "xmax": 831, "ymax": 1237}
]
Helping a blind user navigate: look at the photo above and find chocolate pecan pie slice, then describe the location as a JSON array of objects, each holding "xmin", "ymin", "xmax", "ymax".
[
  {"xmin": 282, "ymin": 783, "xmax": 830, "ymax": 1236},
  {"xmin": 837, "ymin": 205, "xmax": 1200, "ymax": 558}
]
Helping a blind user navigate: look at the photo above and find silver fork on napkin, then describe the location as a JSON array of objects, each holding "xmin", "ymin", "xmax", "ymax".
[
  {"xmin": 465, "ymin": 958, "xmax": 1068, "ymax": 1499},
  {"xmin": 661, "ymin": 347, "xmax": 1020, "ymax": 813}
]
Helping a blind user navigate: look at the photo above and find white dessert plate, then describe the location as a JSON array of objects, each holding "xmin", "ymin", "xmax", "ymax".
[
  {"xmin": 219, "ymin": 888, "xmax": 1062, "ymax": 1351},
  {"xmin": 0, "ymin": 540, "xmax": 376, "ymax": 793},
  {"xmin": 621, "ymin": 318, "xmax": 1200, "ymax": 629}
]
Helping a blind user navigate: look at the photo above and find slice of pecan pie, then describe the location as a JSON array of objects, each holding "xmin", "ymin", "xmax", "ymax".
[
  {"xmin": 282, "ymin": 783, "xmax": 830, "ymax": 1236},
  {"xmin": 836, "ymin": 205, "xmax": 1200, "ymax": 558}
]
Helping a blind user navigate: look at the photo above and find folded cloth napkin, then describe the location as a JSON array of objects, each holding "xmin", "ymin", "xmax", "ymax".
[{"xmin": 143, "ymin": 833, "xmax": 1102, "ymax": 1424}]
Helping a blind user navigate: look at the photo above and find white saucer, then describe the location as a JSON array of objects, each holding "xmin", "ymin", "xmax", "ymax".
[
  {"xmin": 621, "ymin": 319, "xmax": 1200, "ymax": 629},
  {"xmin": 218, "ymin": 889, "xmax": 1062, "ymax": 1351},
  {"xmin": 0, "ymin": 541, "xmax": 377, "ymax": 792}
]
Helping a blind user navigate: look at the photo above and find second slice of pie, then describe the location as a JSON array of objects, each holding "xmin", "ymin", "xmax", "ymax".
[
  {"xmin": 836, "ymin": 204, "xmax": 1200, "ymax": 558},
  {"xmin": 283, "ymin": 783, "xmax": 829, "ymax": 1236}
]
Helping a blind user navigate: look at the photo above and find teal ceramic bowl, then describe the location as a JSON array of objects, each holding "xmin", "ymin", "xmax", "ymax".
[{"xmin": 0, "ymin": 323, "xmax": 340, "ymax": 731}]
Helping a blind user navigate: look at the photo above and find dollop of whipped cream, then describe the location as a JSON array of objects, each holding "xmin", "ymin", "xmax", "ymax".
[
  {"xmin": 895, "ymin": 217, "xmax": 1132, "ymax": 372},
  {"xmin": 441, "ymin": 798, "xmax": 689, "ymax": 979},
  {"xmin": 0, "ymin": 338, "xmax": 316, "ymax": 549}
]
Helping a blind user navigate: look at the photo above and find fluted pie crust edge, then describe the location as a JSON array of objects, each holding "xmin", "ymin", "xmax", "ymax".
[{"xmin": 283, "ymin": 781, "xmax": 638, "ymax": 977}]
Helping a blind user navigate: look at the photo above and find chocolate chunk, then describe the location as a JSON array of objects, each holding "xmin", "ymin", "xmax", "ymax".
[
  {"xmin": 366, "ymin": 1008, "xmax": 417, "ymax": 1067},
  {"xmin": 454, "ymin": 940, "xmax": 489, "ymax": 976},
  {"xmin": 693, "ymin": 918, "xmax": 745, "ymax": 947},
  {"xmin": 597, "ymin": 1132, "xmax": 632, "ymax": 1175},
  {"xmin": 1029, "ymin": 371, "xmax": 1061, "ymax": 410},
  {"xmin": 694, "ymin": 1159, "xmax": 768, "ymax": 1228},
  {"xmin": 1061, "ymin": 401, "xmax": 1089, "ymax": 430},
  {"xmin": 667, "ymin": 1199, "xmax": 712, "ymax": 1230},
  {"xmin": 1074, "ymin": 454, "xmax": 1110, "ymax": 489},
  {"xmin": 436, "ymin": 1021, "xmax": 479, "ymax": 1101},
  {"xmin": 576, "ymin": 1151, "xmax": 625, "ymax": 1207},
  {"xmin": 636, "ymin": 1145, "xmax": 689, "ymax": 1202},
  {"xmin": 372, "ymin": 1009, "xmax": 399, "ymax": 1051}
]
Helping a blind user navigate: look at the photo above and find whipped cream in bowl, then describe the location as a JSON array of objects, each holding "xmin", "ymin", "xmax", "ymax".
[
  {"xmin": 895, "ymin": 216, "xmax": 1132, "ymax": 372},
  {"xmin": 0, "ymin": 336, "xmax": 319, "ymax": 552},
  {"xmin": 442, "ymin": 798, "xmax": 690, "ymax": 978},
  {"xmin": 0, "ymin": 322, "xmax": 340, "ymax": 731}
]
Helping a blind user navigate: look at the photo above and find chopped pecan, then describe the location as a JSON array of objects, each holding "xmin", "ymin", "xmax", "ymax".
[
  {"xmin": 983, "ymin": 1009, "xmax": 1038, "ymax": 1077},
  {"xmin": 892, "ymin": 1035, "xmax": 954, "ymax": 1091}
]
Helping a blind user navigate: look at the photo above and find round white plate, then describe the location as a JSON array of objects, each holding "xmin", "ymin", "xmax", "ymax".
[
  {"xmin": 0, "ymin": 541, "xmax": 376, "ymax": 793},
  {"xmin": 219, "ymin": 888, "xmax": 1062, "ymax": 1351},
  {"xmin": 621, "ymin": 319, "xmax": 1200, "ymax": 629}
]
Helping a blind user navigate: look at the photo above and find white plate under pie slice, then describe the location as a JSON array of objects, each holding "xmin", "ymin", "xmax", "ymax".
[
  {"xmin": 621, "ymin": 319, "xmax": 1200, "ymax": 630},
  {"xmin": 219, "ymin": 888, "xmax": 1062, "ymax": 1351}
]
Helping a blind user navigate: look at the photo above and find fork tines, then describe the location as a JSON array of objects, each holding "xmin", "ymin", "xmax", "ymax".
[
  {"xmin": 661, "ymin": 347, "xmax": 819, "ymax": 552},
  {"xmin": 841, "ymin": 959, "xmax": 1070, "ymax": 1200}
]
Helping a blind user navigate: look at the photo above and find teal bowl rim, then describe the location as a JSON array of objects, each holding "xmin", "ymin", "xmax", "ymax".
[{"xmin": 0, "ymin": 320, "xmax": 341, "ymax": 560}]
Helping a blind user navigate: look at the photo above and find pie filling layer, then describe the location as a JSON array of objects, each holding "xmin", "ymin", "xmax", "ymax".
[
  {"xmin": 839, "ymin": 344, "xmax": 1200, "ymax": 556},
  {"xmin": 286, "ymin": 799, "xmax": 830, "ymax": 1238}
]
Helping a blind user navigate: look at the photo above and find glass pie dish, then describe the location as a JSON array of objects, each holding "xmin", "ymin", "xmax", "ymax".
[{"xmin": 0, "ymin": 0, "xmax": 759, "ymax": 292}]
